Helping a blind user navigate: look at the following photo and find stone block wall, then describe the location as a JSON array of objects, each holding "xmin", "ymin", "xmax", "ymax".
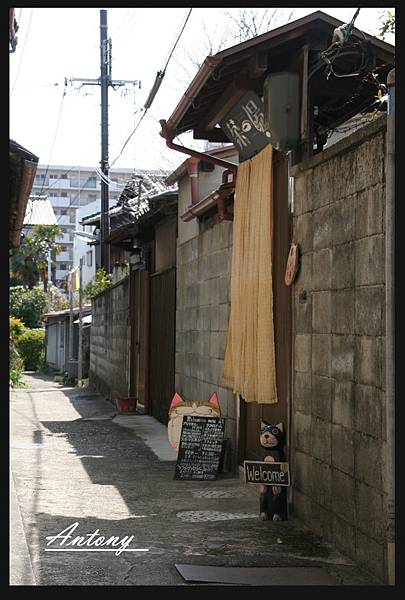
[
  {"xmin": 89, "ymin": 277, "xmax": 130, "ymax": 401},
  {"xmin": 291, "ymin": 116, "xmax": 387, "ymax": 580},
  {"xmin": 176, "ymin": 217, "xmax": 237, "ymax": 470}
]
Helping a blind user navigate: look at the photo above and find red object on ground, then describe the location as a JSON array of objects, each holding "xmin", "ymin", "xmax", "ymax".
[{"xmin": 115, "ymin": 397, "xmax": 137, "ymax": 413}]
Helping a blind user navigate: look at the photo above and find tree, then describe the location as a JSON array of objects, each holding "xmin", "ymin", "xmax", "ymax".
[
  {"xmin": 174, "ymin": 8, "xmax": 295, "ymax": 87},
  {"xmin": 47, "ymin": 282, "xmax": 70, "ymax": 311},
  {"xmin": 378, "ymin": 9, "xmax": 395, "ymax": 39},
  {"xmin": 9, "ymin": 285, "xmax": 49, "ymax": 328},
  {"xmin": 10, "ymin": 224, "xmax": 61, "ymax": 291}
]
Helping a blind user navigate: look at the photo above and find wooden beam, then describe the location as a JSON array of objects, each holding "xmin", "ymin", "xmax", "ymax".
[
  {"xmin": 300, "ymin": 44, "xmax": 309, "ymax": 142},
  {"xmin": 200, "ymin": 74, "xmax": 262, "ymax": 131}
]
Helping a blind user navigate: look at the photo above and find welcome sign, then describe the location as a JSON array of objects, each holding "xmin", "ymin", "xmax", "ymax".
[{"xmin": 244, "ymin": 461, "xmax": 290, "ymax": 486}]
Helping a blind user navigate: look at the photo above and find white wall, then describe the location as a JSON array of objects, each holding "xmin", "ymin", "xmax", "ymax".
[{"xmin": 73, "ymin": 198, "xmax": 115, "ymax": 286}]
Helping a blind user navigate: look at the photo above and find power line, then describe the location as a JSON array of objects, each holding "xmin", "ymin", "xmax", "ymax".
[
  {"xmin": 38, "ymin": 82, "xmax": 67, "ymax": 196},
  {"xmin": 110, "ymin": 8, "xmax": 193, "ymax": 167},
  {"xmin": 162, "ymin": 8, "xmax": 193, "ymax": 73},
  {"xmin": 10, "ymin": 9, "xmax": 34, "ymax": 98},
  {"xmin": 110, "ymin": 109, "xmax": 147, "ymax": 167}
]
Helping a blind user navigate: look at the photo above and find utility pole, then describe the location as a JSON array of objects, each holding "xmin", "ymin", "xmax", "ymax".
[
  {"xmin": 78, "ymin": 258, "xmax": 83, "ymax": 384},
  {"xmin": 66, "ymin": 9, "xmax": 140, "ymax": 272}
]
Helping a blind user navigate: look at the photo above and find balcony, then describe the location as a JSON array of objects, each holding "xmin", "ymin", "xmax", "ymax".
[
  {"xmin": 57, "ymin": 215, "xmax": 72, "ymax": 225},
  {"xmin": 50, "ymin": 196, "xmax": 71, "ymax": 208},
  {"xmin": 48, "ymin": 179, "xmax": 70, "ymax": 189},
  {"xmin": 56, "ymin": 252, "xmax": 72, "ymax": 262},
  {"xmin": 57, "ymin": 233, "xmax": 73, "ymax": 244}
]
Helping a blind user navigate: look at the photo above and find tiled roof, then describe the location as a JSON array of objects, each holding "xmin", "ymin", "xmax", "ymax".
[
  {"xmin": 24, "ymin": 196, "xmax": 57, "ymax": 226},
  {"xmin": 80, "ymin": 173, "xmax": 178, "ymax": 227}
]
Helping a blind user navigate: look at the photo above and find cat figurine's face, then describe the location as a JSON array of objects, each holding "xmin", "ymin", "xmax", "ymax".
[
  {"xmin": 260, "ymin": 421, "xmax": 284, "ymax": 449},
  {"xmin": 168, "ymin": 392, "xmax": 221, "ymax": 449}
]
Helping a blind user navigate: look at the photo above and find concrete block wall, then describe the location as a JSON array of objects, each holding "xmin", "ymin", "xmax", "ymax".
[
  {"xmin": 291, "ymin": 116, "xmax": 387, "ymax": 581},
  {"xmin": 89, "ymin": 277, "xmax": 130, "ymax": 401},
  {"xmin": 176, "ymin": 217, "xmax": 237, "ymax": 470}
]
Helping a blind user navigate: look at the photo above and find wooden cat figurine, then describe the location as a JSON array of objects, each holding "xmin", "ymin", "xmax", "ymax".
[
  {"xmin": 259, "ymin": 421, "xmax": 288, "ymax": 521},
  {"xmin": 168, "ymin": 392, "xmax": 221, "ymax": 449}
]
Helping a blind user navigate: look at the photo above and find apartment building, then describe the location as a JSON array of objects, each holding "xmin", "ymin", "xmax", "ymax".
[{"xmin": 31, "ymin": 165, "xmax": 135, "ymax": 287}]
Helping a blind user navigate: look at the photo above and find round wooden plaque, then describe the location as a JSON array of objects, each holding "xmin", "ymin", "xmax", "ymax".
[{"xmin": 284, "ymin": 242, "xmax": 299, "ymax": 286}]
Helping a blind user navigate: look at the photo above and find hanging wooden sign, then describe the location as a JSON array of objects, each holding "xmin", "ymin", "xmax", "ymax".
[
  {"xmin": 244, "ymin": 460, "xmax": 291, "ymax": 486},
  {"xmin": 219, "ymin": 91, "xmax": 273, "ymax": 162}
]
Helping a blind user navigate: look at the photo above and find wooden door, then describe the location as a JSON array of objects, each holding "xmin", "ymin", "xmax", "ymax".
[
  {"xmin": 239, "ymin": 151, "xmax": 291, "ymax": 462},
  {"xmin": 129, "ymin": 269, "xmax": 149, "ymax": 409},
  {"xmin": 149, "ymin": 267, "xmax": 176, "ymax": 425}
]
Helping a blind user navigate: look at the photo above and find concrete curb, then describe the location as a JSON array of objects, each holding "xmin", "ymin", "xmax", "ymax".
[{"xmin": 9, "ymin": 470, "xmax": 36, "ymax": 585}]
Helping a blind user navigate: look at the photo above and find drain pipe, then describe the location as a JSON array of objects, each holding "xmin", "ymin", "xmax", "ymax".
[
  {"xmin": 187, "ymin": 157, "xmax": 200, "ymax": 204},
  {"xmin": 385, "ymin": 68, "xmax": 395, "ymax": 585},
  {"xmin": 159, "ymin": 119, "xmax": 238, "ymax": 175}
]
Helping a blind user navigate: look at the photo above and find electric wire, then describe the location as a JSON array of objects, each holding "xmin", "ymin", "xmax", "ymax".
[
  {"xmin": 38, "ymin": 82, "xmax": 67, "ymax": 197},
  {"xmin": 10, "ymin": 9, "xmax": 34, "ymax": 98},
  {"xmin": 162, "ymin": 8, "xmax": 193, "ymax": 73},
  {"xmin": 109, "ymin": 8, "xmax": 193, "ymax": 168}
]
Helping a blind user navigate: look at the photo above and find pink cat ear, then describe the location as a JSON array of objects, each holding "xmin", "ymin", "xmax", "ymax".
[
  {"xmin": 209, "ymin": 393, "xmax": 219, "ymax": 408},
  {"xmin": 170, "ymin": 393, "xmax": 183, "ymax": 408},
  {"xmin": 276, "ymin": 422, "xmax": 284, "ymax": 431}
]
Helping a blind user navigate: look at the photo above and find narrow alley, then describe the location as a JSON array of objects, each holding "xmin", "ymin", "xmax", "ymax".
[{"xmin": 10, "ymin": 373, "xmax": 381, "ymax": 586}]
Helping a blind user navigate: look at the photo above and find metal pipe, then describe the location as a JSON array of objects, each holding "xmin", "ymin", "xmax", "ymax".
[
  {"xmin": 385, "ymin": 67, "xmax": 395, "ymax": 585},
  {"xmin": 187, "ymin": 157, "xmax": 200, "ymax": 204},
  {"xmin": 78, "ymin": 258, "xmax": 83, "ymax": 384},
  {"xmin": 159, "ymin": 119, "xmax": 238, "ymax": 173}
]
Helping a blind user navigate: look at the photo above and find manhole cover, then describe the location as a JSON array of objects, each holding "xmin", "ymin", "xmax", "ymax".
[
  {"xmin": 191, "ymin": 490, "xmax": 243, "ymax": 498},
  {"xmin": 176, "ymin": 511, "xmax": 257, "ymax": 522}
]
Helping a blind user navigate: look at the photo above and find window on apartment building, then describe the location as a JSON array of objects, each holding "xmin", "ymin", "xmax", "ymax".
[
  {"xmin": 86, "ymin": 251, "xmax": 93, "ymax": 267},
  {"xmin": 61, "ymin": 209, "xmax": 68, "ymax": 215},
  {"xmin": 61, "ymin": 174, "xmax": 68, "ymax": 179},
  {"xmin": 87, "ymin": 194, "xmax": 97, "ymax": 200},
  {"xmin": 61, "ymin": 192, "xmax": 68, "ymax": 197},
  {"xmin": 85, "ymin": 176, "xmax": 97, "ymax": 188},
  {"xmin": 61, "ymin": 246, "xmax": 67, "ymax": 252},
  {"xmin": 50, "ymin": 174, "xmax": 59, "ymax": 179},
  {"xmin": 59, "ymin": 264, "xmax": 67, "ymax": 271},
  {"xmin": 49, "ymin": 192, "xmax": 57, "ymax": 197}
]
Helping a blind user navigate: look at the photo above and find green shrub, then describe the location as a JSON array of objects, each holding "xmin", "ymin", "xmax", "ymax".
[
  {"xmin": 9, "ymin": 286, "xmax": 49, "ymax": 328},
  {"xmin": 9, "ymin": 338, "xmax": 26, "ymax": 388},
  {"xmin": 16, "ymin": 329, "xmax": 45, "ymax": 371},
  {"xmin": 9, "ymin": 316, "xmax": 27, "ymax": 341},
  {"xmin": 83, "ymin": 268, "xmax": 113, "ymax": 301}
]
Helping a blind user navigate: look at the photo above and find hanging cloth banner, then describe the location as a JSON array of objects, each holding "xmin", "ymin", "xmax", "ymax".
[
  {"xmin": 68, "ymin": 268, "xmax": 79, "ymax": 292},
  {"xmin": 222, "ymin": 143, "xmax": 278, "ymax": 404}
]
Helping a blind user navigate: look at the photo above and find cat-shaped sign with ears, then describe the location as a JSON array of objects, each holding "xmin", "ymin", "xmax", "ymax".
[
  {"xmin": 168, "ymin": 392, "xmax": 221, "ymax": 450},
  {"xmin": 259, "ymin": 421, "xmax": 288, "ymax": 521}
]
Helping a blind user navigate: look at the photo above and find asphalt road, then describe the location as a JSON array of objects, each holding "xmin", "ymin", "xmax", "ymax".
[{"xmin": 9, "ymin": 373, "xmax": 382, "ymax": 586}]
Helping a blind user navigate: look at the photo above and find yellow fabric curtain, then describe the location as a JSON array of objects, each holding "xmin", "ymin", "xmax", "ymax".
[{"xmin": 222, "ymin": 143, "xmax": 278, "ymax": 404}]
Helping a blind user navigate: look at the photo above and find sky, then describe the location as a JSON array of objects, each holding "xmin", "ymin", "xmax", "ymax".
[{"xmin": 9, "ymin": 7, "xmax": 395, "ymax": 176}]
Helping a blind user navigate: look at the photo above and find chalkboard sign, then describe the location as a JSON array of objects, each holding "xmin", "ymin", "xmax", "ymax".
[
  {"xmin": 174, "ymin": 415, "xmax": 225, "ymax": 481},
  {"xmin": 219, "ymin": 90, "xmax": 273, "ymax": 162}
]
